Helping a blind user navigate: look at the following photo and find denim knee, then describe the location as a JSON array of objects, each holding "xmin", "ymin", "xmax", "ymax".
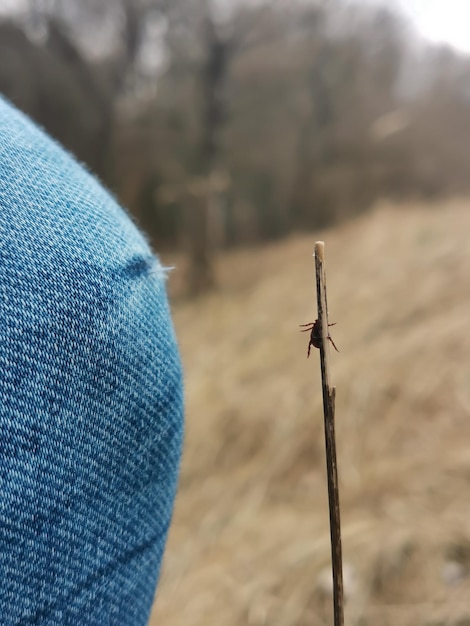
[{"xmin": 0, "ymin": 97, "xmax": 184, "ymax": 625}]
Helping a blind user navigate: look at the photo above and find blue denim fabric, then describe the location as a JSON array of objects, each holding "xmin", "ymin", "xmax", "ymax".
[{"xmin": 0, "ymin": 97, "xmax": 183, "ymax": 625}]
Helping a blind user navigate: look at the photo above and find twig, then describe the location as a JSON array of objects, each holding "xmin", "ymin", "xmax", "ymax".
[{"xmin": 314, "ymin": 241, "xmax": 344, "ymax": 626}]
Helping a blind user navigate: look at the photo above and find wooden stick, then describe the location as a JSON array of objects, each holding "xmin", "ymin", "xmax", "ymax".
[{"xmin": 314, "ymin": 241, "xmax": 344, "ymax": 626}]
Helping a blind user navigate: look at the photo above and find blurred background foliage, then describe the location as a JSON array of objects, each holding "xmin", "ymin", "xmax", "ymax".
[{"xmin": 2, "ymin": 0, "xmax": 470, "ymax": 293}]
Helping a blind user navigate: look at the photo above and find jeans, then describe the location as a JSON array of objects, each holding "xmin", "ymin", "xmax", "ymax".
[{"xmin": 0, "ymin": 97, "xmax": 184, "ymax": 625}]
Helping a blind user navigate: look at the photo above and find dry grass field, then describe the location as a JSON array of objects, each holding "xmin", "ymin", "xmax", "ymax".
[{"xmin": 150, "ymin": 200, "xmax": 470, "ymax": 626}]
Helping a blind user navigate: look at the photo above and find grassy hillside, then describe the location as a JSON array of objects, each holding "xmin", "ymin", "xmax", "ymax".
[{"xmin": 151, "ymin": 200, "xmax": 470, "ymax": 626}]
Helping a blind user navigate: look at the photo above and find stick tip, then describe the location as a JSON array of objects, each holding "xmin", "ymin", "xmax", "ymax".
[{"xmin": 314, "ymin": 241, "xmax": 325, "ymax": 261}]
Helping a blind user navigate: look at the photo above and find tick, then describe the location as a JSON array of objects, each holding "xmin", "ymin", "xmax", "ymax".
[{"xmin": 300, "ymin": 319, "xmax": 339, "ymax": 358}]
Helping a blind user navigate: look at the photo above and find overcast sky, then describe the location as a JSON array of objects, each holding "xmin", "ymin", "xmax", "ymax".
[{"xmin": 395, "ymin": 0, "xmax": 470, "ymax": 52}]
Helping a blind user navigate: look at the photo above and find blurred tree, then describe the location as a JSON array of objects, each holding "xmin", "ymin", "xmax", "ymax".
[
  {"xmin": 143, "ymin": 0, "xmax": 234, "ymax": 294},
  {"xmin": 0, "ymin": 18, "xmax": 111, "ymax": 178},
  {"xmin": 26, "ymin": 0, "xmax": 169, "ymax": 183},
  {"xmin": 185, "ymin": 13, "xmax": 232, "ymax": 294}
]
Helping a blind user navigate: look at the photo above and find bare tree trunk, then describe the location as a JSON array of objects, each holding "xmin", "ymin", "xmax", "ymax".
[
  {"xmin": 186, "ymin": 183, "xmax": 215, "ymax": 296},
  {"xmin": 186, "ymin": 14, "xmax": 229, "ymax": 296}
]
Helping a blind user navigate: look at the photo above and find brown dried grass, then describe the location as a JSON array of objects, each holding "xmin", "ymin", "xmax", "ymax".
[{"xmin": 151, "ymin": 199, "xmax": 470, "ymax": 626}]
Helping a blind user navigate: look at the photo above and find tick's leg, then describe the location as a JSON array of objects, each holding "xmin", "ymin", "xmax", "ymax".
[
  {"xmin": 299, "ymin": 322, "xmax": 315, "ymax": 328},
  {"xmin": 307, "ymin": 341, "xmax": 312, "ymax": 358},
  {"xmin": 328, "ymin": 335, "xmax": 340, "ymax": 352},
  {"xmin": 328, "ymin": 322, "xmax": 336, "ymax": 327}
]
